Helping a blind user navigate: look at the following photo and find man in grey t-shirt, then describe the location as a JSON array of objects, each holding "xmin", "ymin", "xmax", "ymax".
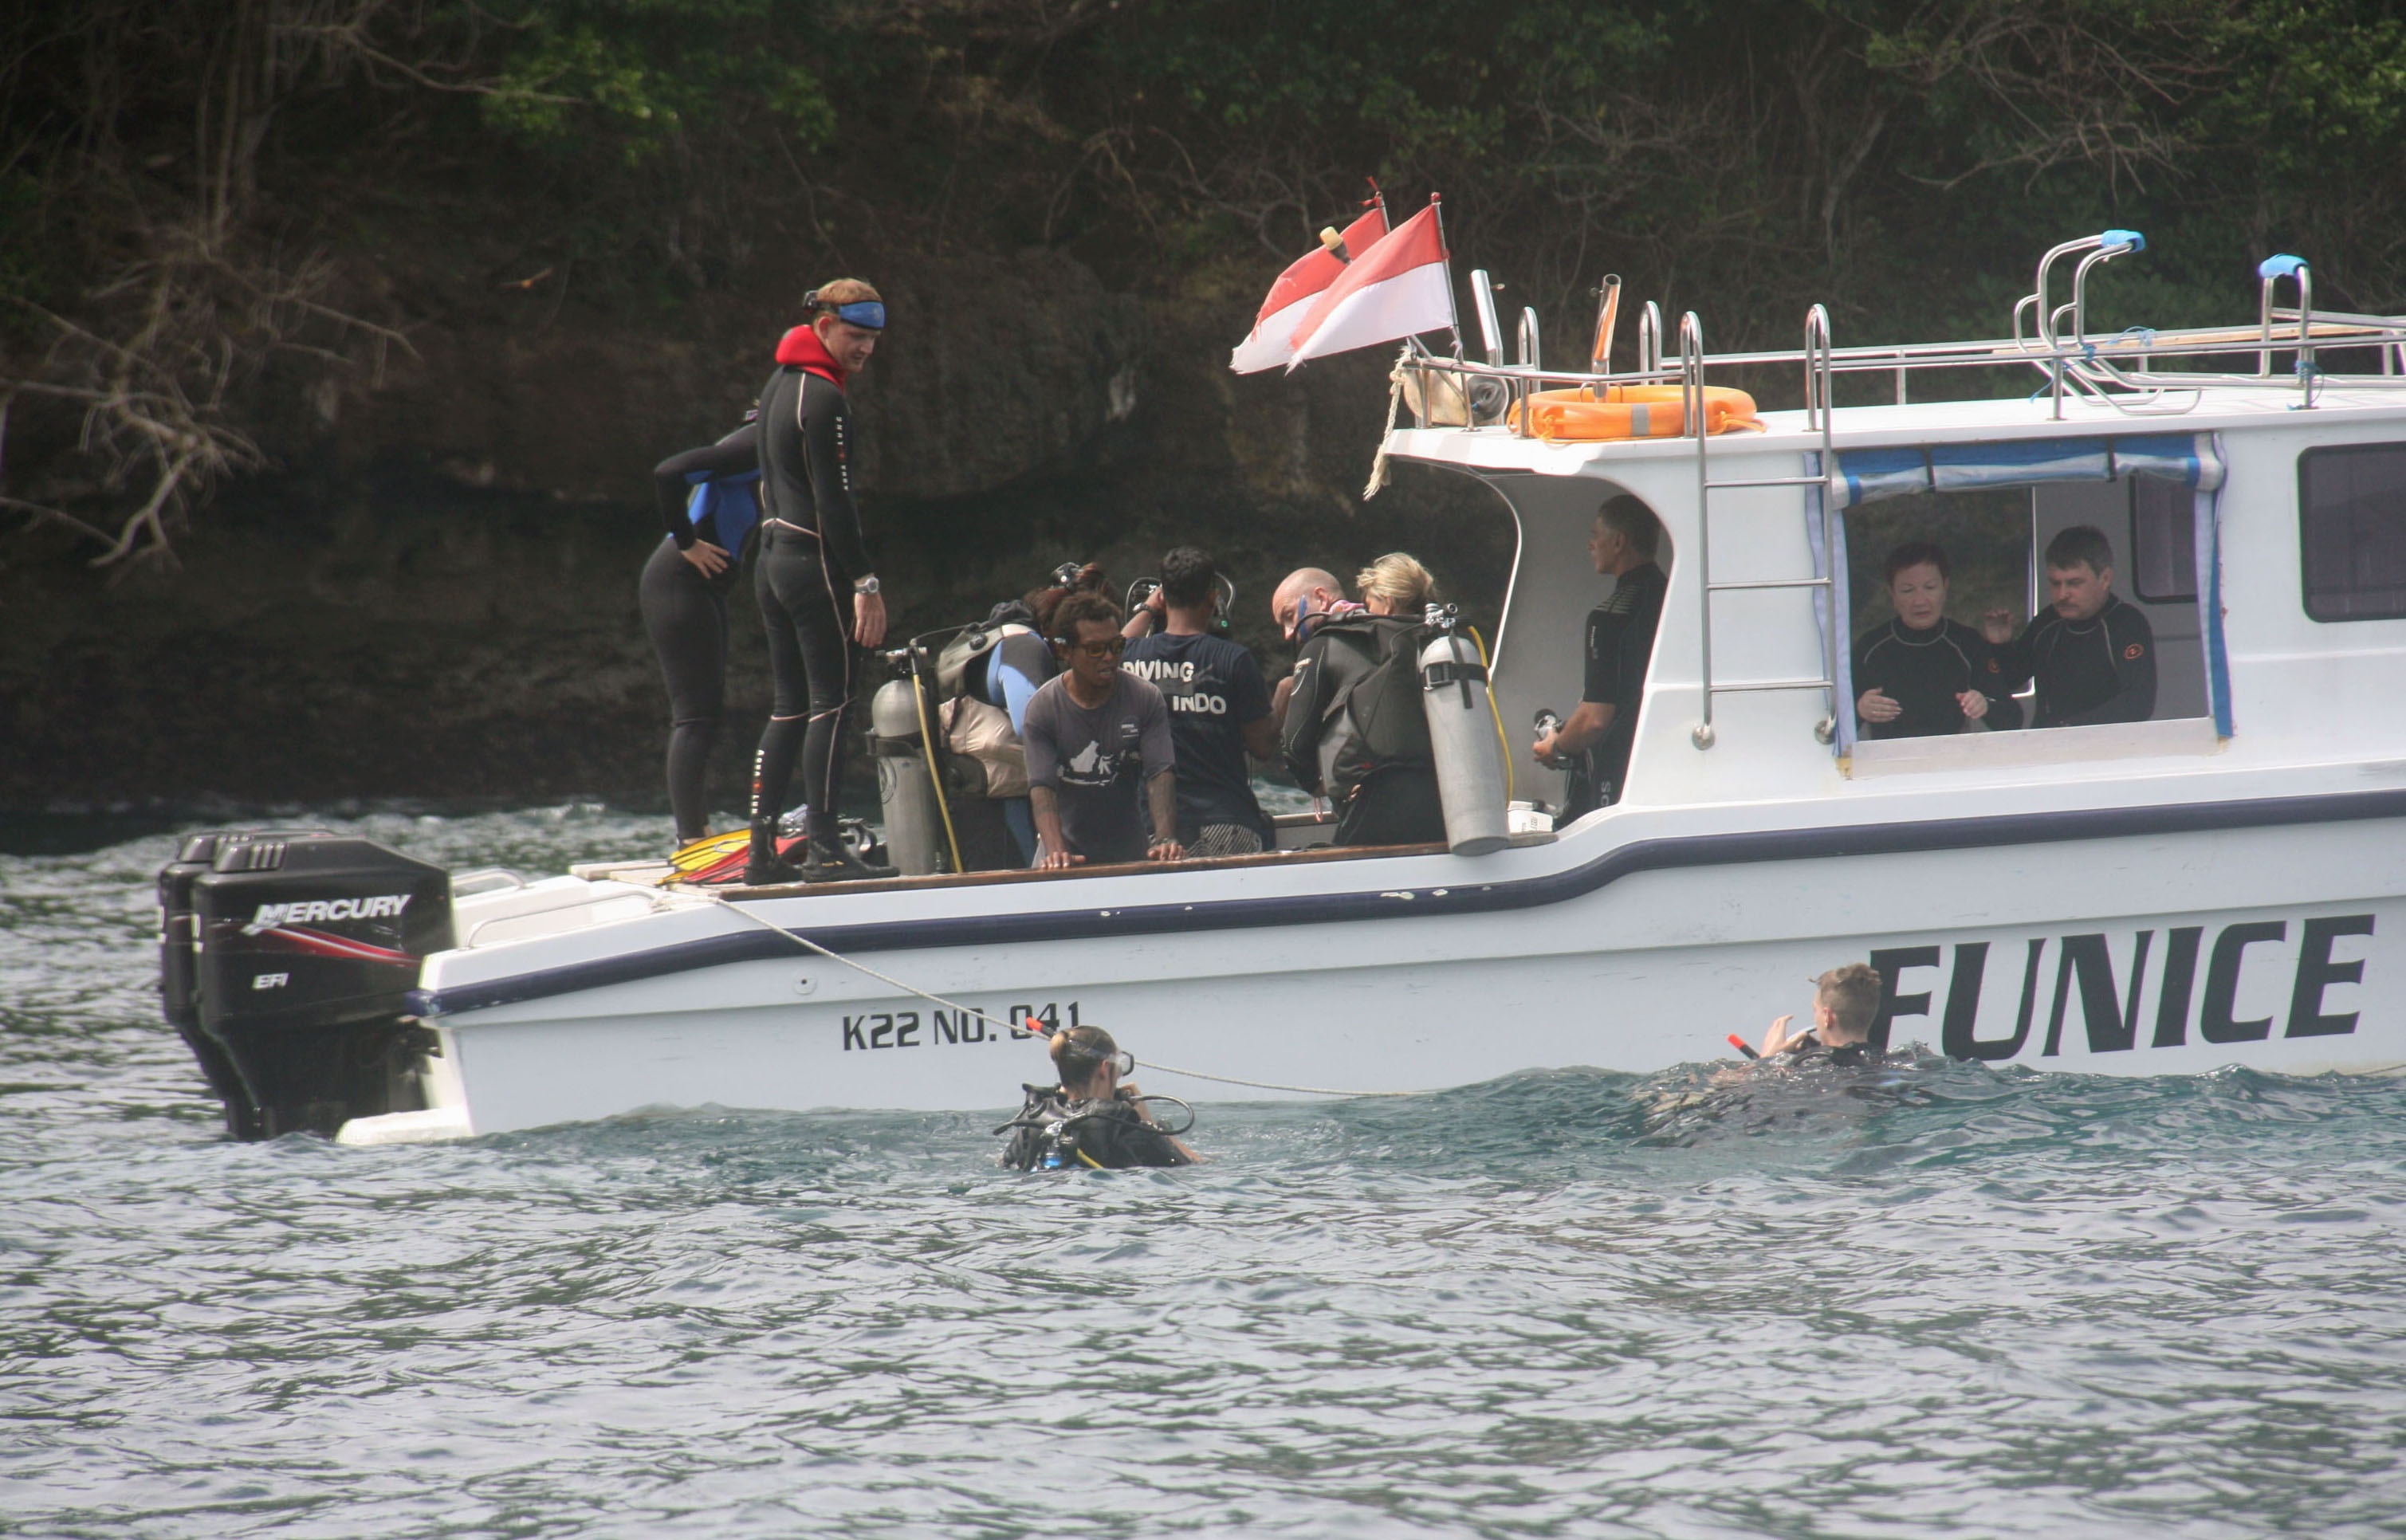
[{"xmin": 1023, "ymin": 591, "xmax": 1183, "ymax": 867}]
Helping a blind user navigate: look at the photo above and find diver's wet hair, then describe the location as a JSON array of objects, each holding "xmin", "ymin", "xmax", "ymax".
[
  {"xmin": 1159, "ymin": 546, "xmax": 1217, "ymax": 609},
  {"xmin": 2045, "ymin": 524, "xmax": 2114, "ymax": 576},
  {"xmin": 1051, "ymin": 589, "xmax": 1124, "ymax": 644},
  {"xmin": 1883, "ymin": 540, "xmax": 1951, "ymax": 584},
  {"xmin": 1051, "ymin": 1025, "xmax": 1120, "ymax": 1086},
  {"xmin": 1598, "ymin": 494, "xmax": 1663, "ymax": 560},
  {"xmin": 1815, "ymin": 963, "xmax": 1883, "ymax": 1039}
]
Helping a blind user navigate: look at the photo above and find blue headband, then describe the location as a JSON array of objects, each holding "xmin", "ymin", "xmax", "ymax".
[{"xmin": 828, "ymin": 300, "xmax": 886, "ymax": 331}]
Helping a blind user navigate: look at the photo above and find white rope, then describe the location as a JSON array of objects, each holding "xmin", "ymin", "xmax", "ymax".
[
  {"xmin": 703, "ymin": 892, "xmax": 1418, "ymax": 1098},
  {"xmin": 1361, "ymin": 345, "xmax": 1409, "ymax": 502}
]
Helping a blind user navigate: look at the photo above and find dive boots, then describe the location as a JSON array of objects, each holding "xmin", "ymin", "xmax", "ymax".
[
  {"xmin": 739, "ymin": 819, "xmax": 808, "ymax": 886},
  {"xmin": 803, "ymin": 837, "xmax": 897, "ymax": 884}
]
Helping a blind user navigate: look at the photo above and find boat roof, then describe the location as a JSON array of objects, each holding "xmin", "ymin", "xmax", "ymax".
[{"xmin": 1390, "ymin": 386, "xmax": 2406, "ymax": 481}]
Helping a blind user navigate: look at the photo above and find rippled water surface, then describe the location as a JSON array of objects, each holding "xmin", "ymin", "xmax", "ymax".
[{"xmin": 6, "ymin": 808, "xmax": 2406, "ymax": 1538}]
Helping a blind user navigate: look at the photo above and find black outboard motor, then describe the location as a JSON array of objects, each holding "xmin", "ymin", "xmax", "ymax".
[{"xmin": 161, "ymin": 831, "xmax": 455, "ymax": 1139}]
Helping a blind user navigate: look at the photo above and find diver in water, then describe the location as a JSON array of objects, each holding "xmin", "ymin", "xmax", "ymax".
[
  {"xmin": 1757, "ymin": 963, "xmax": 1887, "ymax": 1067},
  {"xmin": 1000, "ymin": 1024, "xmax": 1197, "ymax": 1170}
]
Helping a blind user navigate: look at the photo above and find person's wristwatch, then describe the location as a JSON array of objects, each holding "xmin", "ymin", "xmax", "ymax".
[{"xmin": 853, "ymin": 575, "xmax": 880, "ymax": 596}]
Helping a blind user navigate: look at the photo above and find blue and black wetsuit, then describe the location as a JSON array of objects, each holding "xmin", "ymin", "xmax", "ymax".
[{"xmin": 641, "ymin": 422, "xmax": 761, "ymax": 843}]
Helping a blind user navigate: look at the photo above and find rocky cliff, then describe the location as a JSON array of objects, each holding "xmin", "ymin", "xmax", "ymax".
[{"xmin": 0, "ymin": 248, "xmax": 1505, "ymax": 816}]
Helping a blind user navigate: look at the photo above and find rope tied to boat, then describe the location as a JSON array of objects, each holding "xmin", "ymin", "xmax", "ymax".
[{"xmin": 700, "ymin": 891, "xmax": 1420, "ymax": 1098}]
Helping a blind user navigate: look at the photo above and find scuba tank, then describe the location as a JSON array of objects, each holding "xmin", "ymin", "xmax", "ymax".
[
  {"xmin": 1418, "ymin": 608, "xmax": 1510, "ymax": 857},
  {"xmin": 870, "ymin": 678, "xmax": 948, "ymax": 876}
]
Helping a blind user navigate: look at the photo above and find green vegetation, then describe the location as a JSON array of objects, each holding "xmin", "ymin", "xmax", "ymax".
[{"xmin": 5, "ymin": 0, "xmax": 2406, "ymax": 565}]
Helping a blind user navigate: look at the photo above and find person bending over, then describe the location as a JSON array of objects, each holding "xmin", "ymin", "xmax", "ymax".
[
  {"xmin": 1022, "ymin": 591, "xmax": 1185, "ymax": 868},
  {"xmin": 1266, "ymin": 566, "xmax": 1364, "ymax": 735},
  {"xmin": 745, "ymin": 278, "xmax": 895, "ymax": 885},
  {"xmin": 1281, "ymin": 553, "xmax": 1446, "ymax": 847},
  {"xmin": 1001, "ymin": 1025, "xmax": 1197, "ymax": 1170},
  {"xmin": 643, "ymin": 413, "xmax": 761, "ymax": 847},
  {"xmin": 1759, "ymin": 963, "xmax": 1887, "ymax": 1067},
  {"xmin": 1122, "ymin": 547, "xmax": 1276, "ymax": 857},
  {"xmin": 1532, "ymin": 496, "xmax": 1668, "ymax": 818},
  {"xmin": 1982, "ymin": 524, "xmax": 2156, "ymax": 729},
  {"xmin": 951, "ymin": 563, "xmax": 1111, "ymax": 863},
  {"xmin": 1854, "ymin": 540, "xmax": 2021, "ymax": 741}
]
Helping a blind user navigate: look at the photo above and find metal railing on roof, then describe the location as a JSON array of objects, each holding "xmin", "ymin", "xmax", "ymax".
[{"xmin": 1397, "ymin": 231, "xmax": 2406, "ymax": 439}]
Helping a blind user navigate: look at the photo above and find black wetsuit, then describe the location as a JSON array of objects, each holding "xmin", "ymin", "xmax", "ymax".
[
  {"xmin": 1571, "ymin": 560, "xmax": 1667, "ymax": 815},
  {"xmin": 1995, "ymin": 595, "xmax": 2156, "ymax": 729},
  {"xmin": 749, "ymin": 365, "xmax": 874, "ymax": 845},
  {"xmin": 642, "ymin": 424, "xmax": 760, "ymax": 843},
  {"xmin": 1000, "ymin": 1085, "xmax": 1192, "ymax": 1171},
  {"xmin": 1775, "ymin": 1031, "xmax": 1885, "ymax": 1068},
  {"xmin": 1851, "ymin": 617, "xmax": 2023, "ymax": 741},
  {"xmin": 1280, "ymin": 613, "xmax": 1445, "ymax": 847}
]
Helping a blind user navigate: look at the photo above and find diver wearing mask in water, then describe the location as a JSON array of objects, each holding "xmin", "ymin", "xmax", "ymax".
[{"xmin": 999, "ymin": 1024, "xmax": 1198, "ymax": 1170}]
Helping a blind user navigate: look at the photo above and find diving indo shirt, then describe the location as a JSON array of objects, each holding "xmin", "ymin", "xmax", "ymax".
[{"xmin": 1121, "ymin": 631, "xmax": 1273, "ymax": 840}]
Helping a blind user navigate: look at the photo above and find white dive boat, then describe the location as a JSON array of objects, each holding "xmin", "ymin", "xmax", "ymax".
[{"xmin": 159, "ymin": 232, "xmax": 2406, "ymax": 1142}]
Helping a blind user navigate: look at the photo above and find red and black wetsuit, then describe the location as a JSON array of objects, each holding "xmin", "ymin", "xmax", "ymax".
[{"xmin": 748, "ymin": 327, "xmax": 875, "ymax": 851}]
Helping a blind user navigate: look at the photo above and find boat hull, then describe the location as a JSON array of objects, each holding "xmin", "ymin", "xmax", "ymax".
[{"xmin": 392, "ymin": 801, "xmax": 2406, "ymax": 1137}]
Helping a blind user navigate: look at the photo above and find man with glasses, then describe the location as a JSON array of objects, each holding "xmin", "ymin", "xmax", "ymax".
[{"xmin": 1022, "ymin": 591, "xmax": 1185, "ymax": 868}]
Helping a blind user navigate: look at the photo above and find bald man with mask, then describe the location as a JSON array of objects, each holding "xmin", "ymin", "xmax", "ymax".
[{"xmin": 1268, "ymin": 567, "xmax": 1364, "ymax": 735}]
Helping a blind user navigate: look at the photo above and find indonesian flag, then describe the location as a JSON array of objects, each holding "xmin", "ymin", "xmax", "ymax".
[
  {"xmin": 1229, "ymin": 206, "xmax": 1389, "ymax": 375},
  {"xmin": 1284, "ymin": 202, "xmax": 1452, "ymax": 371}
]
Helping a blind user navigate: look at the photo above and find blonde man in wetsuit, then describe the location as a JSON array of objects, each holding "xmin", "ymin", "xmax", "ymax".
[{"xmin": 1759, "ymin": 963, "xmax": 1885, "ymax": 1066}]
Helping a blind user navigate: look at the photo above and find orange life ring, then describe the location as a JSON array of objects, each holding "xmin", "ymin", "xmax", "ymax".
[{"xmin": 1510, "ymin": 383, "xmax": 1764, "ymax": 442}]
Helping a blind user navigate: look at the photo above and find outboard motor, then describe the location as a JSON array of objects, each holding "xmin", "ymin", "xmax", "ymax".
[
  {"xmin": 163, "ymin": 831, "xmax": 454, "ymax": 1139},
  {"xmin": 1419, "ymin": 613, "xmax": 1511, "ymax": 857},
  {"xmin": 871, "ymin": 677, "xmax": 947, "ymax": 875}
]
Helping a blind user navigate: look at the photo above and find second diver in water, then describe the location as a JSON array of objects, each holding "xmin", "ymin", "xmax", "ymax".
[
  {"xmin": 1757, "ymin": 963, "xmax": 1889, "ymax": 1067},
  {"xmin": 1000, "ymin": 1025, "xmax": 1197, "ymax": 1170}
]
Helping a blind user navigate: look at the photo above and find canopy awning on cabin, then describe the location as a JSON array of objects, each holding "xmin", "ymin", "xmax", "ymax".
[{"xmin": 1830, "ymin": 433, "xmax": 2226, "ymax": 510}]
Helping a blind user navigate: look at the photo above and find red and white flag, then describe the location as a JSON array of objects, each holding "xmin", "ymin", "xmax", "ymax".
[
  {"xmin": 1284, "ymin": 201, "xmax": 1452, "ymax": 372},
  {"xmin": 1228, "ymin": 206, "xmax": 1389, "ymax": 375}
]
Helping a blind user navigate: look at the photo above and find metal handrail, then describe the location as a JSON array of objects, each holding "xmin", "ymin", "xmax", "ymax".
[{"xmin": 1685, "ymin": 305, "xmax": 1842, "ymax": 752}]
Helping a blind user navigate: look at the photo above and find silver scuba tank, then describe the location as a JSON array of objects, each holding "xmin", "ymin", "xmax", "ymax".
[
  {"xmin": 1419, "ymin": 628, "xmax": 1510, "ymax": 856},
  {"xmin": 870, "ymin": 678, "xmax": 947, "ymax": 876}
]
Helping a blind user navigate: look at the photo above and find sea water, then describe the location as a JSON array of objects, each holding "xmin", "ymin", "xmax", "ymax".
[{"xmin": 4, "ymin": 807, "xmax": 2404, "ymax": 1538}]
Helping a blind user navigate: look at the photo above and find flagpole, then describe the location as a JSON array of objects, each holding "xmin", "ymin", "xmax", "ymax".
[
  {"xmin": 1430, "ymin": 192, "xmax": 1464, "ymax": 361},
  {"xmin": 1366, "ymin": 175, "xmax": 1389, "ymax": 229}
]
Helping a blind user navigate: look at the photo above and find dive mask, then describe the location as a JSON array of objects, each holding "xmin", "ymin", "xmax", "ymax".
[{"xmin": 805, "ymin": 289, "xmax": 887, "ymax": 331}]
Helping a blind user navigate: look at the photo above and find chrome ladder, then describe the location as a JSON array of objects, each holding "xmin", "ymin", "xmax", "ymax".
[{"xmin": 1684, "ymin": 306, "xmax": 1839, "ymax": 749}]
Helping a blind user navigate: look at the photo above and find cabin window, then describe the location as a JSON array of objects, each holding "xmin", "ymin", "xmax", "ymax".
[
  {"xmin": 2128, "ymin": 477, "xmax": 2197, "ymax": 603},
  {"xmin": 2299, "ymin": 442, "xmax": 2406, "ymax": 623}
]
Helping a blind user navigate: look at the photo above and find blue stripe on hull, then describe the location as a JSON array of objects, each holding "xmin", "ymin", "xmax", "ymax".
[{"xmin": 411, "ymin": 788, "xmax": 2406, "ymax": 1019}]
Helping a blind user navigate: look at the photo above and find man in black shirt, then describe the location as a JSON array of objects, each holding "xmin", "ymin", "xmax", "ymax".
[
  {"xmin": 1532, "ymin": 496, "xmax": 1669, "ymax": 817},
  {"xmin": 1982, "ymin": 524, "xmax": 2156, "ymax": 729},
  {"xmin": 1122, "ymin": 547, "xmax": 1276, "ymax": 855}
]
